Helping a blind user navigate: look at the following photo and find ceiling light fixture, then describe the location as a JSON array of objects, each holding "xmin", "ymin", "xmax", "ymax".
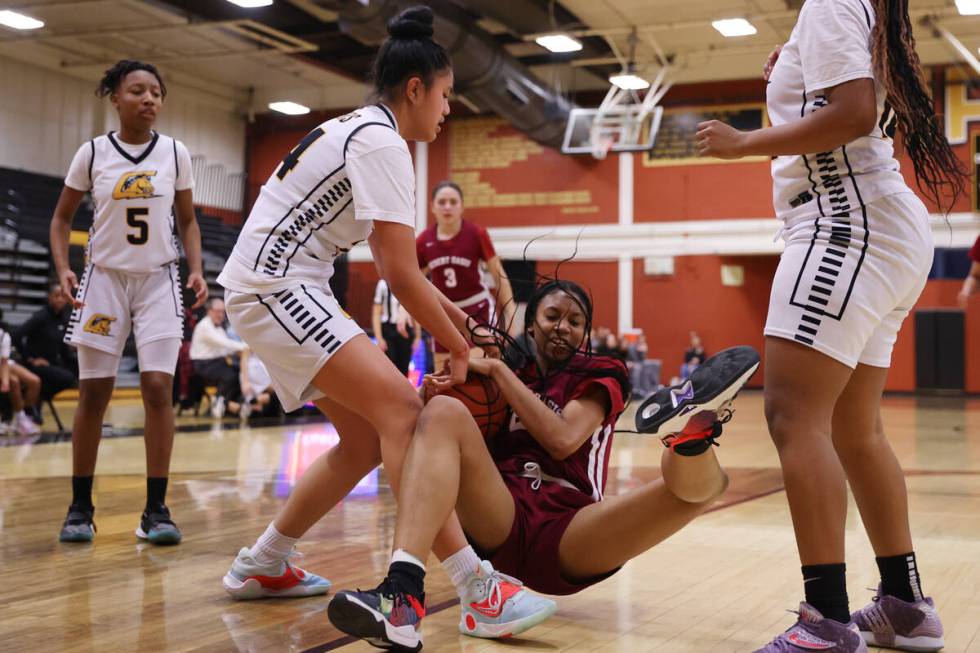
[
  {"xmin": 269, "ymin": 101, "xmax": 311, "ymax": 115},
  {"xmin": 535, "ymin": 34, "xmax": 583, "ymax": 53},
  {"xmin": 0, "ymin": 10, "xmax": 44, "ymax": 30},
  {"xmin": 712, "ymin": 18, "xmax": 757, "ymax": 37},
  {"xmin": 609, "ymin": 73, "xmax": 650, "ymax": 90},
  {"xmin": 226, "ymin": 0, "xmax": 274, "ymax": 8},
  {"xmin": 955, "ymin": 0, "xmax": 980, "ymax": 14}
]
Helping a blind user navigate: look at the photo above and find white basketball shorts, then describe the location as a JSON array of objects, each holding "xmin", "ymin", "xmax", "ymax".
[
  {"xmin": 765, "ymin": 192, "xmax": 934, "ymax": 369},
  {"xmin": 65, "ymin": 261, "xmax": 184, "ymax": 356},
  {"xmin": 224, "ymin": 284, "xmax": 364, "ymax": 412}
]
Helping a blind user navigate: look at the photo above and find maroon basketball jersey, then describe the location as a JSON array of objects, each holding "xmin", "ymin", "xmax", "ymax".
[
  {"xmin": 416, "ymin": 220, "xmax": 497, "ymax": 303},
  {"xmin": 490, "ymin": 355, "xmax": 627, "ymax": 503},
  {"xmin": 971, "ymin": 234, "xmax": 980, "ymax": 264}
]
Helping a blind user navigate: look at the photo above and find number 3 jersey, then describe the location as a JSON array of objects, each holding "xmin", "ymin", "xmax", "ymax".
[
  {"xmin": 416, "ymin": 220, "xmax": 497, "ymax": 305},
  {"xmin": 219, "ymin": 104, "xmax": 417, "ymax": 294},
  {"xmin": 65, "ymin": 131, "xmax": 193, "ymax": 273}
]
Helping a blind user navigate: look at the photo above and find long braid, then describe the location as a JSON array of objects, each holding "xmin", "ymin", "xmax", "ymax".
[{"xmin": 870, "ymin": 0, "xmax": 967, "ymax": 212}]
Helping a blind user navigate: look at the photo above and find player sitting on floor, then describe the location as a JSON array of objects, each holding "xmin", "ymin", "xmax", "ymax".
[{"xmin": 328, "ymin": 277, "xmax": 760, "ymax": 651}]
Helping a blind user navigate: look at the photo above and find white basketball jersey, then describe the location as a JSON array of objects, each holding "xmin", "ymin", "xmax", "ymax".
[
  {"xmin": 219, "ymin": 104, "xmax": 417, "ymax": 294},
  {"xmin": 766, "ymin": 0, "xmax": 907, "ymax": 221},
  {"xmin": 65, "ymin": 132, "xmax": 193, "ymax": 273}
]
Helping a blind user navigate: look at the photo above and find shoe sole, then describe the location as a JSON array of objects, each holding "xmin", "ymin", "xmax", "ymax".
[
  {"xmin": 460, "ymin": 599, "xmax": 558, "ymax": 639},
  {"xmin": 327, "ymin": 593, "xmax": 422, "ymax": 651},
  {"xmin": 635, "ymin": 345, "xmax": 760, "ymax": 435},
  {"xmin": 860, "ymin": 632, "xmax": 945, "ymax": 652},
  {"xmin": 222, "ymin": 573, "xmax": 331, "ymax": 600},
  {"xmin": 135, "ymin": 526, "xmax": 182, "ymax": 545}
]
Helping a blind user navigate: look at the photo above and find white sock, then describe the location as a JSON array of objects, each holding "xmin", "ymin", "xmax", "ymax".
[
  {"xmin": 15, "ymin": 410, "xmax": 27, "ymax": 419},
  {"xmin": 391, "ymin": 548, "xmax": 426, "ymax": 572},
  {"xmin": 442, "ymin": 545, "xmax": 481, "ymax": 597},
  {"xmin": 250, "ymin": 523, "xmax": 298, "ymax": 566}
]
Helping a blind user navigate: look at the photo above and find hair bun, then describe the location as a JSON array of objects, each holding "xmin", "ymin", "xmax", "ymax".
[{"xmin": 387, "ymin": 5, "xmax": 434, "ymax": 40}]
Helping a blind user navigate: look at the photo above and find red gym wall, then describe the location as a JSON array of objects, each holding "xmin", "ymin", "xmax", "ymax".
[{"xmin": 244, "ymin": 74, "xmax": 980, "ymax": 394}]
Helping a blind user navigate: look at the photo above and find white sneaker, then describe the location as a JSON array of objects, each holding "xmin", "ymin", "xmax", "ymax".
[
  {"xmin": 211, "ymin": 396, "xmax": 226, "ymax": 419},
  {"xmin": 239, "ymin": 400, "xmax": 252, "ymax": 420},
  {"xmin": 223, "ymin": 547, "xmax": 331, "ymax": 599},
  {"xmin": 15, "ymin": 413, "xmax": 40, "ymax": 435},
  {"xmin": 458, "ymin": 560, "xmax": 557, "ymax": 638}
]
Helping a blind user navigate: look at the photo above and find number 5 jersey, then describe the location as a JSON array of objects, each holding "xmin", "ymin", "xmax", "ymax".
[{"xmin": 65, "ymin": 131, "xmax": 193, "ymax": 272}]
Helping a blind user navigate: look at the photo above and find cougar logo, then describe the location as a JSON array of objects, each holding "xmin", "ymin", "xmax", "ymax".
[
  {"xmin": 83, "ymin": 314, "xmax": 117, "ymax": 336},
  {"xmin": 112, "ymin": 171, "xmax": 159, "ymax": 199}
]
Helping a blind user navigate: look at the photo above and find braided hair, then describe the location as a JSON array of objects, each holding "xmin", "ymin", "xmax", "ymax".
[{"xmin": 870, "ymin": 0, "xmax": 967, "ymax": 211}]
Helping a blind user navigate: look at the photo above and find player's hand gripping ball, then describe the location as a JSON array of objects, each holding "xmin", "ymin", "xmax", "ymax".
[{"xmin": 423, "ymin": 372, "xmax": 509, "ymax": 439}]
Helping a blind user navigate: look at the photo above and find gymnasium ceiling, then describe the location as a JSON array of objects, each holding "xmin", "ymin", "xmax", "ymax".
[{"xmin": 0, "ymin": 0, "xmax": 977, "ymax": 114}]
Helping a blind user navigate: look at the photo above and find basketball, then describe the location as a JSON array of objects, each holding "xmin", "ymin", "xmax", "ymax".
[{"xmin": 424, "ymin": 373, "xmax": 509, "ymax": 439}]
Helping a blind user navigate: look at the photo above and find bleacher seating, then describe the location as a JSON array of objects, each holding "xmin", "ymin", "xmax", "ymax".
[{"xmin": 0, "ymin": 165, "xmax": 244, "ymax": 389}]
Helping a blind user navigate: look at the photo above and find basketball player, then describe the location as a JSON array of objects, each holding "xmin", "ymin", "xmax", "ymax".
[
  {"xmin": 696, "ymin": 0, "xmax": 965, "ymax": 649},
  {"xmin": 417, "ymin": 181, "xmax": 516, "ymax": 369},
  {"xmin": 218, "ymin": 5, "xmax": 555, "ymax": 638},
  {"xmin": 328, "ymin": 278, "xmax": 759, "ymax": 651},
  {"xmin": 51, "ymin": 60, "xmax": 208, "ymax": 544}
]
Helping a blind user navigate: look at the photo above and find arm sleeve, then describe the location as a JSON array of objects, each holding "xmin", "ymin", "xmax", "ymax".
[
  {"xmin": 476, "ymin": 225, "xmax": 497, "ymax": 262},
  {"xmin": 174, "ymin": 140, "xmax": 195, "ymax": 191},
  {"xmin": 346, "ymin": 127, "xmax": 416, "ymax": 228},
  {"xmin": 798, "ymin": 0, "xmax": 873, "ymax": 93},
  {"xmin": 64, "ymin": 142, "xmax": 93, "ymax": 192}
]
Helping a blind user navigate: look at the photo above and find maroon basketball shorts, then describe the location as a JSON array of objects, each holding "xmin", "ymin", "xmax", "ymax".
[{"xmin": 466, "ymin": 472, "xmax": 621, "ymax": 596}]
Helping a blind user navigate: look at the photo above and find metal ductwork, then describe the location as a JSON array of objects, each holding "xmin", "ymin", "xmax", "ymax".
[{"xmin": 313, "ymin": 0, "xmax": 574, "ymax": 147}]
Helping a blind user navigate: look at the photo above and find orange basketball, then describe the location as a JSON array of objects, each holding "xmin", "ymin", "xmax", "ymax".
[{"xmin": 424, "ymin": 373, "xmax": 509, "ymax": 439}]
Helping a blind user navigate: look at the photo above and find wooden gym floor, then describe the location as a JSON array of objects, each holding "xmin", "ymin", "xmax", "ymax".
[{"xmin": 0, "ymin": 392, "xmax": 978, "ymax": 652}]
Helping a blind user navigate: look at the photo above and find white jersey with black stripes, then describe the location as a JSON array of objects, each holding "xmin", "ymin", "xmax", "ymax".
[
  {"xmin": 65, "ymin": 131, "xmax": 193, "ymax": 273},
  {"xmin": 219, "ymin": 104, "xmax": 417, "ymax": 294},
  {"xmin": 766, "ymin": 0, "xmax": 908, "ymax": 220}
]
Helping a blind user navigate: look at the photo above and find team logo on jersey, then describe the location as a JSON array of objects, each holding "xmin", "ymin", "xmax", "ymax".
[
  {"xmin": 112, "ymin": 171, "xmax": 160, "ymax": 200},
  {"xmin": 83, "ymin": 314, "xmax": 117, "ymax": 336}
]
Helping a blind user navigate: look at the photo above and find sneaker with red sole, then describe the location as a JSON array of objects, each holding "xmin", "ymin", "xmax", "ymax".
[
  {"xmin": 458, "ymin": 560, "xmax": 556, "ymax": 639},
  {"xmin": 223, "ymin": 547, "xmax": 331, "ymax": 599},
  {"xmin": 635, "ymin": 345, "xmax": 760, "ymax": 451}
]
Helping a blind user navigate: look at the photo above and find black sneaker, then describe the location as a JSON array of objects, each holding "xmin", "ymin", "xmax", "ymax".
[
  {"xmin": 135, "ymin": 504, "xmax": 182, "ymax": 545},
  {"xmin": 59, "ymin": 504, "xmax": 96, "ymax": 542},
  {"xmin": 636, "ymin": 345, "xmax": 760, "ymax": 447},
  {"xmin": 328, "ymin": 576, "xmax": 425, "ymax": 651}
]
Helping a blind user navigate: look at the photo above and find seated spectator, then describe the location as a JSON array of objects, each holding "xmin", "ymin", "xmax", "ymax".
[
  {"xmin": 239, "ymin": 349, "xmax": 279, "ymax": 419},
  {"xmin": 681, "ymin": 331, "xmax": 707, "ymax": 380},
  {"xmin": 1, "ymin": 315, "xmax": 41, "ymax": 435},
  {"xmin": 596, "ymin": 331, "xmax": 626, "ymax": 362},
  {"xmin": 190, "ymin": 298, "xmax": 245, "ymax": 418},
  {"xmin": 13, "ymin": 285, "xmax": 78, "ymax": 415}
]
